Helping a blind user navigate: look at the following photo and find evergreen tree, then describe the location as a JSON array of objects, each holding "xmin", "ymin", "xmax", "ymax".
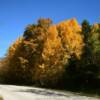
[{"xmin": 82, "ymin": 20, "xmax": 91, "ymax": 41}]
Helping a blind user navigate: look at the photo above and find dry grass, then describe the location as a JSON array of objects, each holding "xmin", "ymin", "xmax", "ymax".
[{"xmin": 0, "ymin": 96, "xmax": 3, "ymax": 100}]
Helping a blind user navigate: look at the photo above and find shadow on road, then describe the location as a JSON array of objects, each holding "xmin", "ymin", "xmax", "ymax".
[{"xmin": 16, "ymin": 88, "xmax": 69, "ymax": 97}]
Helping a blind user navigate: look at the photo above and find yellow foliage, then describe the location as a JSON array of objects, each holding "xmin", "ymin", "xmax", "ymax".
[
  {"xmin": 8, "ymin": 37, "xmax": 23, "ymax": 56},
  {"xmin": 57, "ymin": 18, "xmax": 84, "ymax": 59},
  {"xmin": 48, "ymin": 25, "xmax": 58, "ymax": 40},
  {"xmin": 6, "ymin": 18, "xmax": 84, "ymax": 86}
]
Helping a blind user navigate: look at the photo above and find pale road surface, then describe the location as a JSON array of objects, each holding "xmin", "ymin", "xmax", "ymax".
[{"xmin": 0, "ymin": 85, "xmax": 100, "ymax": 100}]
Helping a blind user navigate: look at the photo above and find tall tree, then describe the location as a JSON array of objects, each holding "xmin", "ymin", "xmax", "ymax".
[
  {"xmin": 5, "ymin": 18, "xmax": 84, "ymax": 87},
  {"xmin": 82, "ymin": 20, "xmax": 91, "ymax": 41}
]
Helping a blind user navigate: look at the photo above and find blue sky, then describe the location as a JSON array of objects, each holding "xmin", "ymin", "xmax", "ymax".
[{"xmin": 0, "ymin": 0, "xmax": 100, "ymax": 57}]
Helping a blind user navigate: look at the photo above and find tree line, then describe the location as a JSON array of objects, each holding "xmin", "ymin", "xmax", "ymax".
[{"xmin": 0, "ymin": 18, "xmax": 100, "ymax": 90}]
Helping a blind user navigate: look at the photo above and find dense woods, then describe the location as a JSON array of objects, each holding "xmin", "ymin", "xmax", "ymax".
[{"xmin": 0, "ymin": 18, "xmax": 100, "ymax": 90}]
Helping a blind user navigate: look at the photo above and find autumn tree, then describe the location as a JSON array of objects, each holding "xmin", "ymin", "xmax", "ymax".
[
  {"xmin": 70, "ymin": 20, "xmax": 93, "ymax": 88},
  {"xmin": 56, "ymin": 19, "xmax": 84, "ymax": 87},
  {"xmin": 5, "ymin": 18, "xmax": 84, "ymax": 87}
]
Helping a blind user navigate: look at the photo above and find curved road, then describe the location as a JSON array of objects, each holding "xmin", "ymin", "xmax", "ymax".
[{"xmin": 0, "ymin": 85, "xmax": 99, "ymax": 100}]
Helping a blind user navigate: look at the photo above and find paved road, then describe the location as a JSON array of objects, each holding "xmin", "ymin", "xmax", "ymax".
[{"xmin": 0, "ymin": 85, "xmax": 100, "ymax": 100}]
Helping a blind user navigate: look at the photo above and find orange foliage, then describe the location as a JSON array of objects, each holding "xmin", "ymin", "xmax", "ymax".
[
  {"xmin": 8, "ymin": 37, "xmax": 23, "ymax": 57},
  {"xmin": 6, "ymin": 18, "xmax": 84, "ymax": 86}
]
